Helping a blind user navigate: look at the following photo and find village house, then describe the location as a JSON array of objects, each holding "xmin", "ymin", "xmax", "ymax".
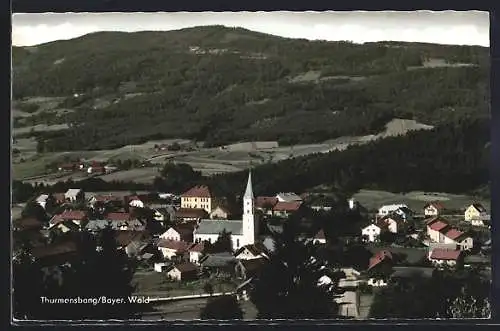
[
  {"xmin": 272, "ymin": 201, "xmax": 303, "ymax": 218},
  {"xmin": 154, "ymin": 262, "xmax": 172, "ymax": 273},
  {"xmin": 254, "ymin": 196, "xmax": 278, "ymax": 215},
  {"xmin": 157, "ymin": 239, "xmax": 191, "ymax": 260},
  {"xmin": 114, "ymin": 231, "xmax": 151, "ymax": 258},
  {"xmin": 424, "ymin": 202, "xmax": 445, "ymax": 217},
  {"xmin": 88, "ymin": 194, "xmax": 122, "ymax": 207},
  {"xmin": 160, "ymin": 223, "xmax": 196, "ymax": 242},
  {"xmin": 174, "ymin": 208, "xmax": 208, "ymax": 222},
  {"xmin": 64, "ymin": 189, "xmax": 85, "ymax": 203},
  {"xmin": 464, "ymin": 203, "xmax": 489, "ymax": 222},
  {"xmin": 367, "ymin": 250, "xmax": 393, "ymax": 287},
  {"xmin": 426, "ymin": 217, "xmax": 451, "ymax": 242},
  {"xmin": 200, "ymin": 252, "xmax": 238, "ymax": 278},
  {"xmin": 426, "ymin": 217, "xmax": 474, "ymax": 251},
  {"xmin": 35, "ymin": 194, "xmax": 50, "ymax": 209},
  {"xmin": 209, "ymin": 201, "xmax": 238, "ymax": 220},
  {"xmin": 49, "ymin": 210, "xmax": 88, "ymax": 232},
  {"xmin": 181, "ymin": 185, "xmax": 213, "ymax": 213},
  {"xmin": 377, "ymin": 204, "xmax": 409, "ymax": 217},
  {"xmin": 152, "ymin": 207, "xmax": 175, "ymax": 223},
  {"xmin": 235, "ymin": 257, "xmax": 267, "ymax": 280},
  {"xmin": 87, "ymin": 165, "xmax": 105, "ymax": 175},
  {"xmin": 379, "ymin": 213, "xmax": 407, "ymax": 234},
  {"xmin": 166, "ymin": 262, "xmax": 199, "ymax": 281},
  {"xmin": 275, "ymin": 192, "xmax": 303, "ymax": 203},
  {"xmin": 127, "ymin": 195, "xmax": 146, "ymax": 208},
  {"xmin": 428, "ymin": 248, "xmax": 463, "ymax": 268},
  {"xmin": 194, "ymin": 171, "xmax": 258, "ymax": 251},
  {"xmin": 188, "ymin": 242, "xmax": 205, "ymax": 264},
  {"xmin": 234, "ymin": 243, "xmax": 269, "ymax": 260},
  {"xmin": 361, "ymin": 222, "xmax": 385, "ymax": 243}
]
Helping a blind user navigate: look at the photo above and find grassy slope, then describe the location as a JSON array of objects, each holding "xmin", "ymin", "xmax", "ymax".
[{"xmin": 11, "ymin": 26, "xmax": 489, "ymax": 151}]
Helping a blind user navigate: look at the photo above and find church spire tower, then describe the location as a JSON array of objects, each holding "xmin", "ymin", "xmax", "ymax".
[{"xmin": 242, "ymin": 170, "xmax": 257, "ymax": 246}]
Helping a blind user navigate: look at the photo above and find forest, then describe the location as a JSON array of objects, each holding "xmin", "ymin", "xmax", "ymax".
[{"xmin": 12, "ymin": 26, "xmax": 489, "ymax": 151}]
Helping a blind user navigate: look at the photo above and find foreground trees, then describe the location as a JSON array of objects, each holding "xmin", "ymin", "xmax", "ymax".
[
  {"xmin": 13, "ymin": 226, "xmax": 138, "ymax": 320},
  {"xmin": 249, "ymin": 221, "xmax": 342, "ymax": 319}
]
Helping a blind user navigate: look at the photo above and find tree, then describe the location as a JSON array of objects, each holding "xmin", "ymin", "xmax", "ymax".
[
  {"xmin": 250, "ymin": 221, "xmax": 342, "ymax": 319},
  {"xmin": 204, "ymin": 230, "xmax": 233, "ymax": 254},
  {"xmin": 200, "ymin": 295, "xmax": 244, "ymax": 320},
  {"xmin": 21, "ymin": 200, "xmax": 48, "ymax": 224},
  {"xmin": 447, "ymin": 289, "xmax": 491, "ymax": 318}
]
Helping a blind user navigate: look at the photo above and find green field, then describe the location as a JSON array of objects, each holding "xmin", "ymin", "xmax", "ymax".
[{"xmin": 353, "ymin": 189, "xmax": 490, "ymax": 213}]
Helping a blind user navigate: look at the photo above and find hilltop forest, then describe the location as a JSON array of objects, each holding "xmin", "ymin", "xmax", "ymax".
[{"xmin": 12, "ymin": 26, "xmax": 489, "ymax": 151}]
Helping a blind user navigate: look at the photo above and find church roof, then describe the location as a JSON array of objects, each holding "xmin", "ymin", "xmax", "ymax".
[{"xmin": 195, "ymin": 219, "xmax": 243, "ymax": 236}]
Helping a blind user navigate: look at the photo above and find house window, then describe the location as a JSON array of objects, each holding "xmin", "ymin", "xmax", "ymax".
[{"xmin": 236, "ymin": 239, "xmax": 240, "ymax": 248}]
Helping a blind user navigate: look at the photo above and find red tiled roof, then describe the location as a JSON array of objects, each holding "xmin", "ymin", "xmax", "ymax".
[
  {"xmin": 255, "ymin": 196, "xmax": 278, "ymax": 208},
  {"xmin": 173, "ymin": 262, "xmax": 198, "ymax": 273},
  {"xmin": 182, "ymin": 185, "xmax": 211, "ymax": 198},
  {"xmin": 273, "ymin": 201, "xmax": 302, "ymax": 212},
  {"xmin": 106, "ymin": 212, "xmax": 131, "ymax": 222},
  {"xmin": 189, "ymin": 242, "xmax": 205, "ymax": 253},
  {"xmin": 368, "ymin": 250, "xmax": 393, "ymax": 270},
  {"xmin": 428, "ymin": 220, "xmax": 449, "ymax": 232},
  {"xmin": 175, "ymin": 208, "xmax": 208, "ymax": 219},
  {"xmin": 430, "ymin": 249, "xmax": 462, "ymax": 261},
  {"xmin": 157, "ymin": 239, "xmax": 191, "ymax": 252},
  {"xmin": 444, "ymin": 228, "xmax": 465, "ymax": 241},
  {"xmin": 55, "ymin": 210, "xmax": 87, "ymax": 221}
]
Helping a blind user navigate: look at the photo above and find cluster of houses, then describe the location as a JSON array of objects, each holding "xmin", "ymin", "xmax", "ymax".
[
  {"xmin": 13, "ymin": 172, "xmax": 325, "ymax": 284},
  {"xmin": 12, "ymin": 173, "xmax": 491, "ymax": 319},
  {"xmin": 56, "ymin": 160, "xmax": 118, "ymax": 175},
  {"xmin": 360, "ymin": 201, "xmax": 490, "ymax": 274}
]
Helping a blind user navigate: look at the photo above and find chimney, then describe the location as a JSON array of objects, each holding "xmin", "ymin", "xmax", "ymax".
[{"xmin": 348, "ymin": 198, "xmax": 355, "ymax": 210}]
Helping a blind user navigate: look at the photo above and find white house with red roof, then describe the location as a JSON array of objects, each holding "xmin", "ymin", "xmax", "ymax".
[
  {"xmin": 254, "ymin": 196, "xmax": 278, "ymax": 215},
  {"xmin": 426, "ymin": 217, "xmax": 451, "ymax": 242},
  {"xmin": 424, "ymin": 202, "xmax": 445, "ymax": 217},
  {"xmin": 426, "ymin": 217, "xmax": 473, "ymax": 251},
  {"xmin": 181, "ymin": 185, "xmax": 212, "ymax": 213},
  {"xmin": 428, "ymin": 248, "xmax": 463, "ymax": 267},
  {"xmin": 272, "ymin": 201, "xmax": 303, "ymax": 217},
  {"xmin": 157, "ymin": 239, "xmax": 191, "ymax": 259},
  {"xmin": 49, "ymin": 210, "xmax": 88, "ymax": 232}
]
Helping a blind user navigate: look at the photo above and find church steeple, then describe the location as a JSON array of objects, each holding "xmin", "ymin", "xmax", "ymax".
[{"xmin": 243, "ymin": 170, "xmax": 253, "ymax": 199}]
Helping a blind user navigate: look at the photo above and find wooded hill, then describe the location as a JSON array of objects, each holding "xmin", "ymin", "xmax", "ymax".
[{"xmin": 12, "ymin": 25, "xmax": 489, "ymax": 151}]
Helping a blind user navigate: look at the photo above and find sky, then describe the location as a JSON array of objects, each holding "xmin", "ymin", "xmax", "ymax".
[{"xmin": 12, "ymin": 11, "xmax": 490, "ymax": 47}]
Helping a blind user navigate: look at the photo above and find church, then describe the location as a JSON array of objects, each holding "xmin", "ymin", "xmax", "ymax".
[{"xmin": 193, "ymin": 171, "xmax": 258, "ymax": 251}]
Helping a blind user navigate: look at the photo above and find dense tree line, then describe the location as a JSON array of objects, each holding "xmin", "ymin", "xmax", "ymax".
[
  {"xmin": 12, "ymin": 26, "xmax": 489, "ymax": 151},
  {"xmin": 204, "ymin": 117, "xmax": 489, "ymax": 197}
]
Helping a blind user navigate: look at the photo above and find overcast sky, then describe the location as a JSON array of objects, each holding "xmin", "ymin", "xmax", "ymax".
[{"xmin": 12, "ymin": 11, "xmax": 490, "ymax": 47}]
